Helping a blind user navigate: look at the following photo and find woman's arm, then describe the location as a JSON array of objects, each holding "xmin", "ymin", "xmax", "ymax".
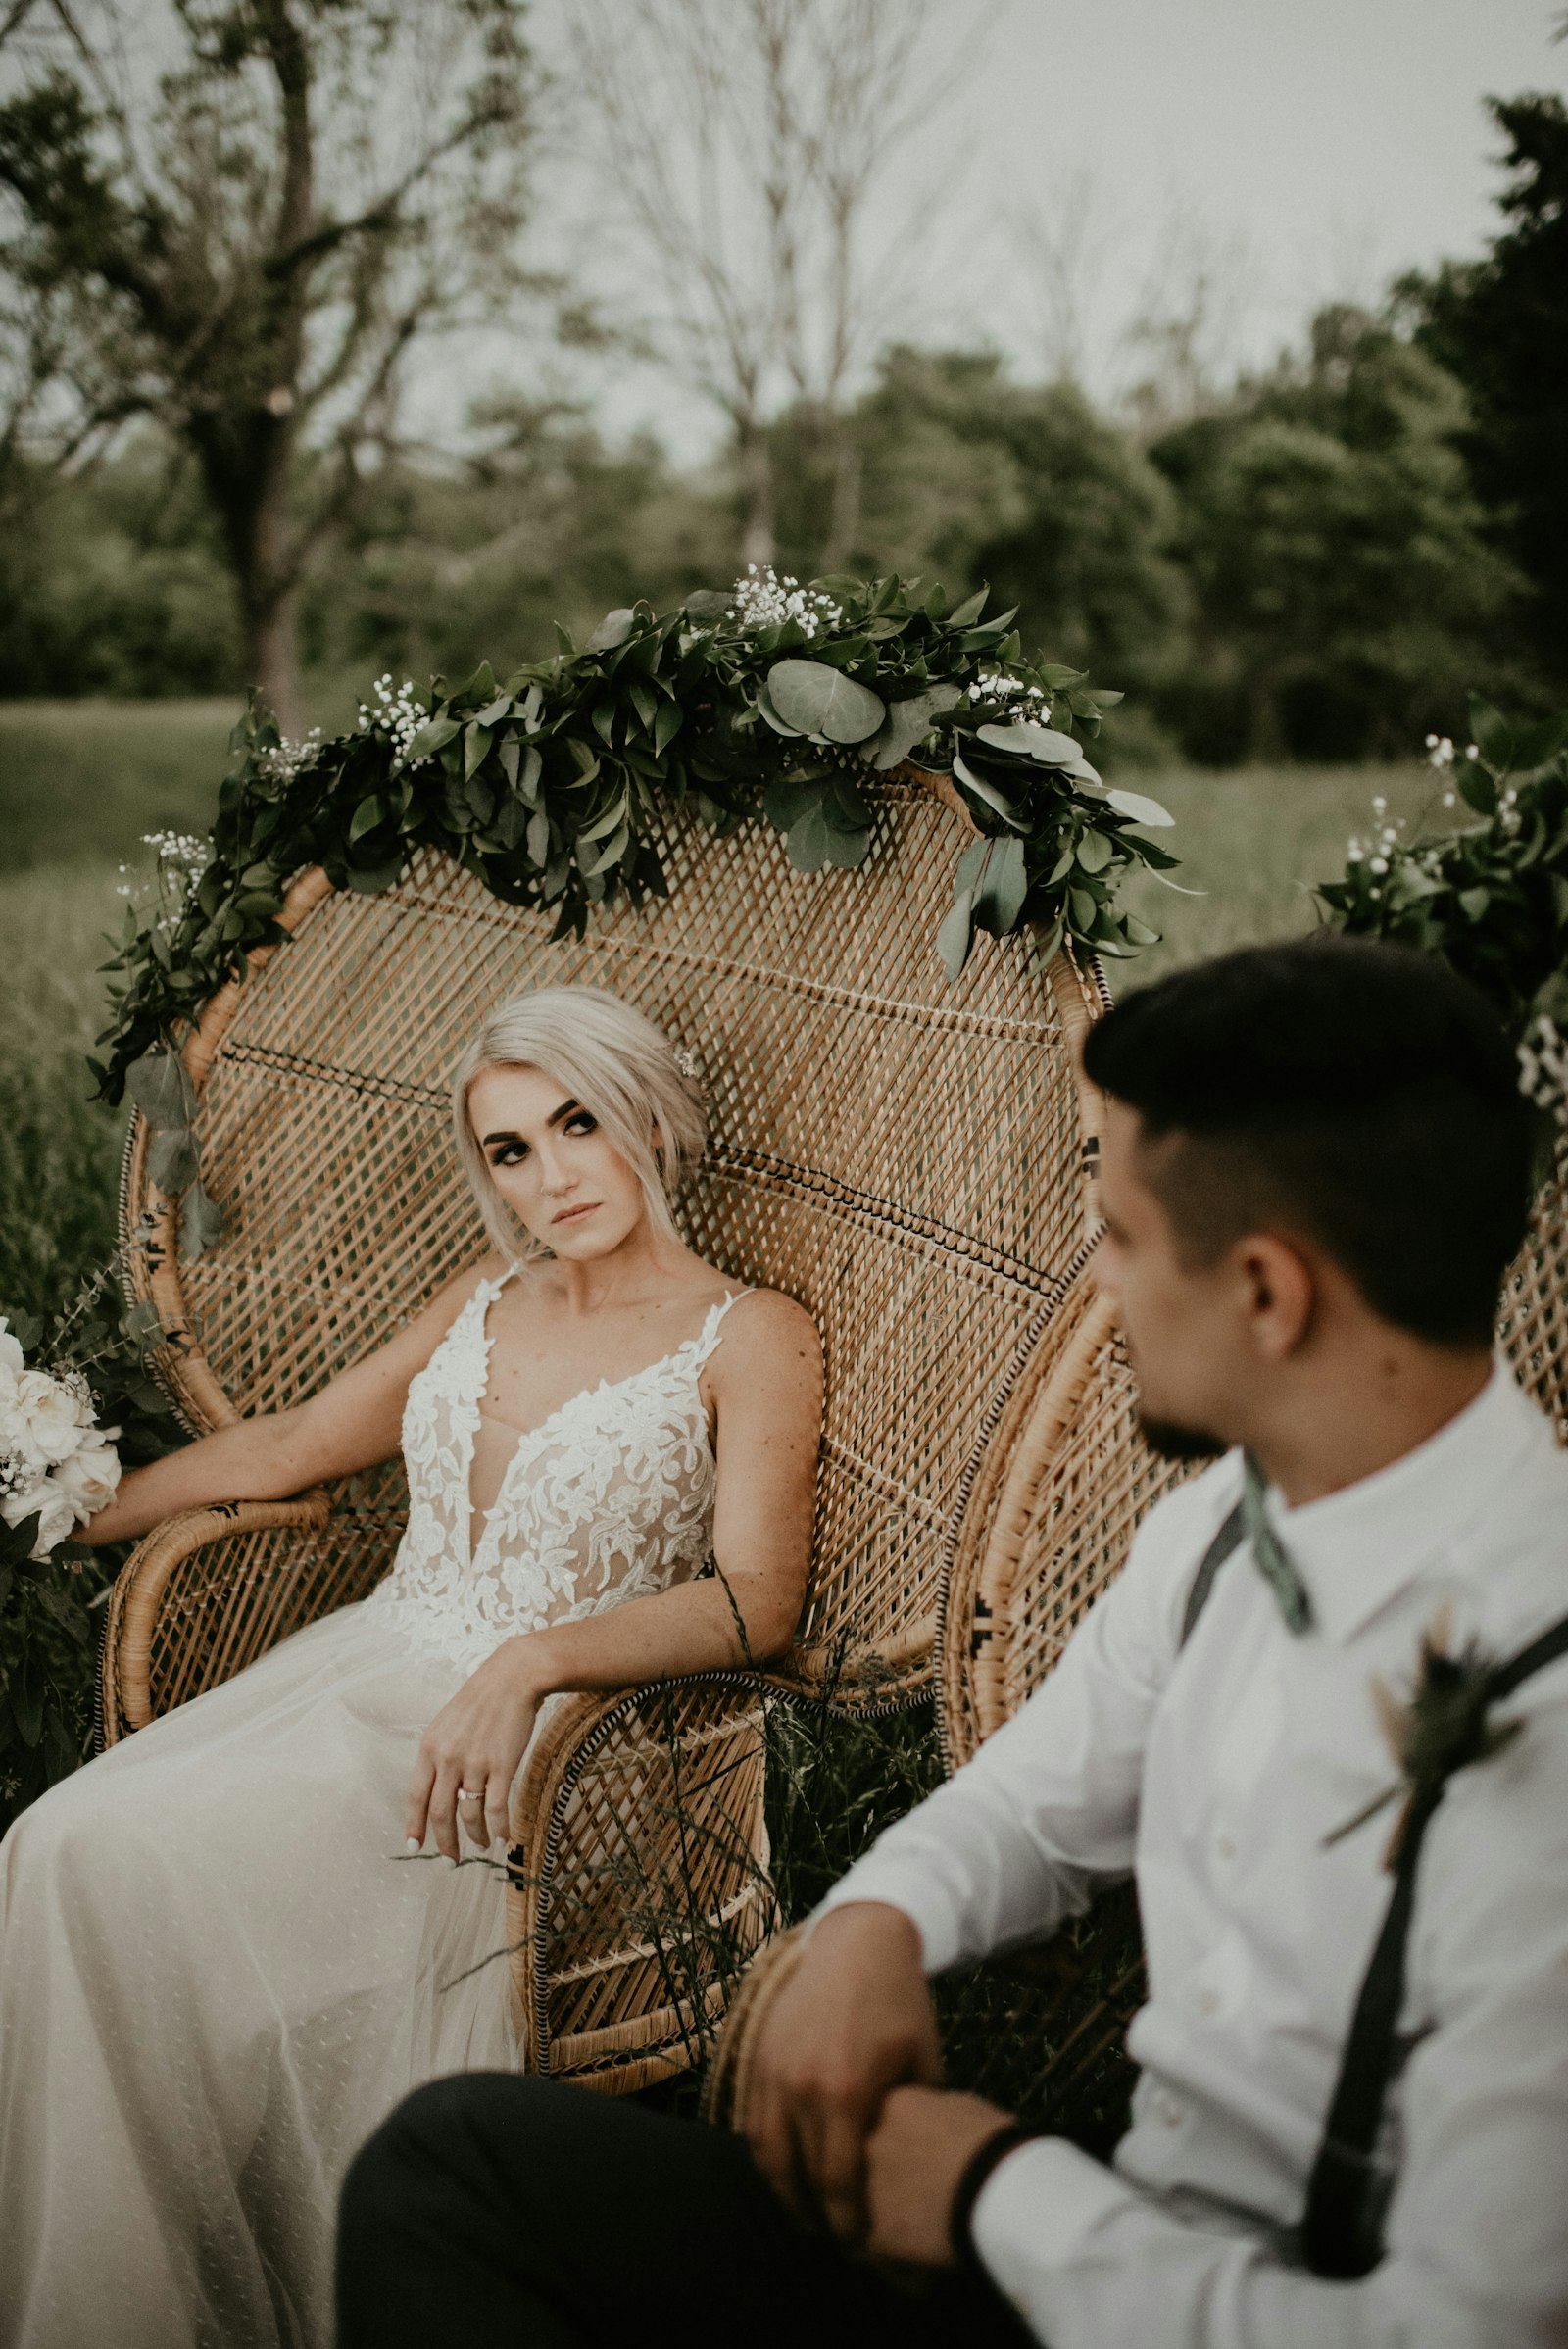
[
  {"xmin": 80, "ymin": 1259, "xmax": 502, "ymax": 1546},
  {"xmin": 406, "ymin": 1288, "xmax": 823, "ymax": 1854}
]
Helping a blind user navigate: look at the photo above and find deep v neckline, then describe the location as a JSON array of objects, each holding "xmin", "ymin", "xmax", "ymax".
[{"xmin": 463, "ymin": 1270, "xmax": 741, "ymax": 1571}]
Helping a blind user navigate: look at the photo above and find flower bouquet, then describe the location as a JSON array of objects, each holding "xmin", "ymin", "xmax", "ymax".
[{"xmin": 0, "ymin": 1318, "xmax": 122, "ymax": 1560}]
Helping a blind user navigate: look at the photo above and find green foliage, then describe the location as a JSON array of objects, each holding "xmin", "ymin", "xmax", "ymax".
[
  {"xmin": 772, "ymin": 350, "xmax": 1188, "ymax": 714},
  {"xmin": 1152, "ymin": 307, "xmax": 1521, "ymax": 763},
  {"xmin": 1319, "ymin": 694, "xmax": 1568, "ymax": 1038},
  {"xmin": 1405, "ymin": 97, "xmax": 1568, "ymax": 696},
  {"xmin": 91, "ymin": 575, "xmax": 1171, "ymax": 1112}
]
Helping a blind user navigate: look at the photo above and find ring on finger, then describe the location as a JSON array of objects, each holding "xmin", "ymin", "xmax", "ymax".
[{"xmin": 458, "ymin": 1786, "xmax": 483, "ymax": 1804}]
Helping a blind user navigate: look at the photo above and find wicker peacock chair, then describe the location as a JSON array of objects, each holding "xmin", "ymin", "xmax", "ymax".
[
  {"xmin": 99, "ymin": 770, "xmax": 1113, "ymax": 2093},
  {"xmin": 706, "ymin": 1115, "xmax": 1568, "ymax": 2132}
]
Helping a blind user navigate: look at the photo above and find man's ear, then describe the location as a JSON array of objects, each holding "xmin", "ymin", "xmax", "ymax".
[{"xmin": 1232, "ymin": 1231, "xmax": 1316, "ymax": 1362}]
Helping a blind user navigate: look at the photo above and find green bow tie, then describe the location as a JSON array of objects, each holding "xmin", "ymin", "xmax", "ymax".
[{"xmin": 1242, "ymin": 1450, "xmax": 1314, "ymax": 1636}]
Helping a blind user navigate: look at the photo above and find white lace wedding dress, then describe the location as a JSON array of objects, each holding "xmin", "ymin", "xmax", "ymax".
[{"xmin": 0, "ymin": 1268, "xmax": 745, "ymax": 2349}]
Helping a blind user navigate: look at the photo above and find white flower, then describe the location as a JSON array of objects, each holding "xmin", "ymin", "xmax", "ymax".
[
  {"xmin": 0, "ymin": 1319, "xmax": 23, "ymax": 1383},
  {"xmin": 1369, "ymin": 856, "xmax": 1389, "ymax": 876},
  {"xmin": 11, "ymin": 1369, "xmax": 89, "ymax": 1466},
  {"xmin": 2, "ymin": 1477, "xmax": 77, "ymax": 1557},
  {"xmin": 1425, "ymin": 736, "xmax": 1455, "ymax": 771},
  {"xmin": 1465, "ymin": 743, "xmax": 1480, "ymax": 761},
  {"xmin": 52, "ymin": 1441, "xmax": 122, "ymax": 1517}
]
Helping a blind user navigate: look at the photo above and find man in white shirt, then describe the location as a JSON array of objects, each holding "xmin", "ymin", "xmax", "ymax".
[{"xmin": 338, "ymin": 937, "xmax": 1568, "ymax": 2349}]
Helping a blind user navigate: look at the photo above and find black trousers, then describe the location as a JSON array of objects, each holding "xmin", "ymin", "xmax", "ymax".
[{"xmin": 336, "ymin": 2074, "xmax": 1035, "ymax": 2349}]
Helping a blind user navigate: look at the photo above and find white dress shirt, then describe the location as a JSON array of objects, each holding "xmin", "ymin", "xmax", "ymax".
[{"xmin": 818, "ymin": 1366, "xmax": 1568, "ymax": 2347}]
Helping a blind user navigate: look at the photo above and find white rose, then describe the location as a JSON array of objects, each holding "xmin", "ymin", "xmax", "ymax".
[
  {"xmin": 1, "ymin": 1477, "xmax": 76, "ymax": 1558},
  {"xmin": 52, "ymin": 1439, "xmax": 122, "ymax": 1519},
  {"xmin": 13, "ymin": 1370, "xmax": 89, "ymax": 1466},
  {"xmin": 0, "ymin": 1319, "xmax": 24, "ymax": 1380}
]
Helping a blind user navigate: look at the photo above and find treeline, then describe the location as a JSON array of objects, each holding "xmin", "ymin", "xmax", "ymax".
[{"xmin": 2, "ymin": 93, "xmax": 1563, "ymax": 770}]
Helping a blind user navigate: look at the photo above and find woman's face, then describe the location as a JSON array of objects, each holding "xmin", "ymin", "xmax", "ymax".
[{"xmin": 467, "ymin": 1062, "xmax": 651, "ymax": 1260}]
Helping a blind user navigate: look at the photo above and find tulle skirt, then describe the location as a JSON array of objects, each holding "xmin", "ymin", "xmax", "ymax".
[{"xmin": 0, "ymin": 1600, "xmax": 523, "ymax": 2349}]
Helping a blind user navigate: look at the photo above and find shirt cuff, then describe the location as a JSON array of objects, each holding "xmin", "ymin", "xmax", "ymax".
[
  {"xmin": 969, "ymin": 2133, "xmax": 1135, "ymax": 2300},
  {"xmin": 808, "ymin": 1857, "xmax": 966, "ymax": 1973}
]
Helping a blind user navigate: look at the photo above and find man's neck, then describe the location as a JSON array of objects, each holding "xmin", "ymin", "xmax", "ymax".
[{"xmin": 1246, "ymin": 1343, "xmax": 1494, "ymax": 1509}]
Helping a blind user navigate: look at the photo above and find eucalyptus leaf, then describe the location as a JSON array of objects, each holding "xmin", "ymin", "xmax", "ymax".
[
  {"xmin": 147, "ymin": 1127, "xmax": 199, "ymax": 1194},
  {"xmin": 1075, "ymin": 828, "xmax": 1113, "ymax": 875},
  {"xmin": 126, "ymin": 1051, "xmax": 197, "ymax": 1131},
  {"xmin": 869, "ymin": 684, "xmax": 961, "ymax": 771},
  {"xmin": 763, "ymin": 775, "xmax": 817, "ymax": 831},
  {"xmin": 951, "ymin": 751, "xmax": 1018, "ymax": 824},
  {"xmin": 766, "ymin": 660, "xmax": 886, "ymax": 745},
  {"xmin": 787, "ymin": 802, "xmax": 833, "ymax": 871},
  {"xmin": 756, "ymin": 683, "xmax": 802, "ymax": 738},
  {"xmin": 971, "ymin": 835, "xmax": 1029, "ymax": 935},
  {"xmin": 936, "ymin": 889, "xmax": 976, "ymax": 980},
  {"xmin": 1104, "ymin": 787, "xmax": 1175, "ymax": 827},
  {"xmin": 179, "ymin": 1179, "xmax": 226, "ymax": 1261}
]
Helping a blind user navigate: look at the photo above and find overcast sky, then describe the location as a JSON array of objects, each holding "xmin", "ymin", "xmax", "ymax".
[{"xmin": 426, "ymin": 0, "xmax": 1568, "ymax": 460}]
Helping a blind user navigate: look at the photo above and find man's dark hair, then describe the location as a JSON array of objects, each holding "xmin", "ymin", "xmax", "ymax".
[{"xmin": 1081, "ymin": 937, "xmax": 1536, "ymax": 1347}]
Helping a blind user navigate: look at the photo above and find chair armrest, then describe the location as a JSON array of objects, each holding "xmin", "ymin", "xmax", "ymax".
[
  {"xmin": 700, "ymin": 1922, "xmax": 809, "ymax": 2129},
  {"xmin": 100, "ymin": 1484, "xmax": 402, "ymax": 1741},
  {"xmin": 506, "ymin": 1672, "xmax": 775, "ymax": 2093}
]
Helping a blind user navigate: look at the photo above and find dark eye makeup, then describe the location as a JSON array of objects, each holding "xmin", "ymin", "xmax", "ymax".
[{"xmin": 485, "ymin": 1108, "xmax": 598, "ymax": 1168}]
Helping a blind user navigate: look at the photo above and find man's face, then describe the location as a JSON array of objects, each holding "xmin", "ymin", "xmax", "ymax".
[{"xmin": 1093, "ymin": 1100, "xmax": 1240, "ymax": 1462}]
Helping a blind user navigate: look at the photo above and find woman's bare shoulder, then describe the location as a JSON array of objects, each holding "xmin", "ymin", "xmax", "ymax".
[{"xmin": 710, "ymin": 1285, "xmax": 821, "ymax": 1368}]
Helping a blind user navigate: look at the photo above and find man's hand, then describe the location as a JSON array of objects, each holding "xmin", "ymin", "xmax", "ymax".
[
  {"xmin": 864, "ymin": 2084, "xmax": 1017, "ymax": 2269},
  {"xmin": 745, "ymin": 1901, "xmax": 942, "ymax": 2245}
]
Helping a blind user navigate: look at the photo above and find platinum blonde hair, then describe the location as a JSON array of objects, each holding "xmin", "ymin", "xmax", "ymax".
[{"xmin": 451, "ymin": 986, "xmax": 706, "ymax": 1266}]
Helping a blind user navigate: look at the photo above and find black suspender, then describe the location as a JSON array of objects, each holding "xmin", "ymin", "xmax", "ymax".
[{"xmin": 1177, "ymin": 1505, "xmax": 1568, "ymax": 2278}]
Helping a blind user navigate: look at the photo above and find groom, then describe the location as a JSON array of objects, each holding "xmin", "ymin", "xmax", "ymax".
[{"xmin": 337, "ymin": 937, "xmax": 1568, "ymax": 2349}]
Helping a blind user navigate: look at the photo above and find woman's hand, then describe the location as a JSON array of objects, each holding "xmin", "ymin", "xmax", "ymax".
[{"xmin": 404, "ymin": 1636, "xmax": 550, "ymax": 1860}]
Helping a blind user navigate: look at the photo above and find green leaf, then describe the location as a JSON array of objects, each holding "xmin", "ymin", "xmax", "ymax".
[
  {"xmin": 526, "ymin": 809, "xmax": 550, "ymax": 866},
  {"xmin": 519, "ymin": 746, "xmax": 543, "ymax": 806},
  {"xmin": 756, "ymin": 683, "xmax": 802, "ymax": 738},
  {"xmin": 581, "ymin": 821, "xmax": 630, "ymax": 878},
  {"xmin": 1459, "ymin": 886, "xmax": 1492, "ymax": 921},
  {"xmin": 1075, "ymin": 829, "xmax": 1113, "ymax": 875},
  {"xmin": 465, "ymin": 722, "xmax": 494, "ymax": 780},
  {"xmin": 126, "ymin": 1051, "xmax": 197, "ymax": 1131},
  {"xmin": 147, "ymin": 1126, "xmax": 198, "ymax": 1194},
  {"xmin": 404, "ymin": 716, "xmax": 461, "ymax": 764},
  {"xmin": 1511, "ymin": 712, "xmax": 1568, "ymax": 772},
  {"xmin": 766, "ymin": 660, "xmax": 886, "ymax": 745},
  {"xmin": 971, "ymin": 836, "xmax": 1029, "ymax": 935},
  {"xmin": 1068, "ymin": 887, "xmax": 1100, "ymax": 931},
  {"xmin": 1467, "ymin": 694, "xmax": 1514, "ymax": 772},
  {"xmin": 1104, "ymin": 787, "xmax": 1174, "ymax": 828},
  {"xmin": 456, "ymin": 661, "xmax": 498, "ymax": 706},
  {"xmin": 975, "ymin": 721, "xmax": 1100, "ymax": 783},
  {"xmin": 349, "ymin": 794, "xmax": 384, "ymax": 844},
  {"xmin": 936, "ymin": 889, "xmax": 976, "ymax": 980},
  {"xmin": 653, "ymin": 700, "xmax": 683, "ymax": 755},
  {"xmin": 577, "ymin": 793, "xmax": 629, "ymax": 844},
  {"xmin": 1458, "ymin": 762, "xmax": 1498, "ymax": 816},
  {"xmin": 946, "ymin": 586, "xmax": 989, "ymax": 628},
  {"xmin": 787, "ymin": 802, "xmax": 833, "ymax": 871},
  {"xmin": 950, "ymin": 751, "xmax": 1018, "ymax": 824},
  {"xmin": 763, "ymin": 776, "xmax": 818, "ymax": 831},
  {"xmin": 179, "ymin": 1179, "xmax": 226, "ymax": 1261},
  {"xmin": 683, "ymin": 589, "xmax": 733, "ymax": 627},
  {"xmin": 591, "ymin": 702, "xmax": 617, "ymax": 748},
  {"xmin": 868, "ymin": 685, "xmax": 961, "ymax": 771},
  {"xmin": 588, "ymin": 608, "xmax": 637, "ymax": 653}
]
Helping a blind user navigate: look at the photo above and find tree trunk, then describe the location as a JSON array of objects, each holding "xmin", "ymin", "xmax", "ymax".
[
  {"xmin": 737, "ymin": 425, "xmax": 775, "ymax": 572},
  {"xmin": 245, "ymin": 586, "xmax": 303, "ymax": 739},
  {"xmin": 821, "ymin": 416, "xmax": 862, "ymax": 575}
]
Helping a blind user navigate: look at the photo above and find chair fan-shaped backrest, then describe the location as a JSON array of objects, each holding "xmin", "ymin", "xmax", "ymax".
[{"xmin": 123, "ymin": 782, "xmax": 1107, "ymax": 1681}]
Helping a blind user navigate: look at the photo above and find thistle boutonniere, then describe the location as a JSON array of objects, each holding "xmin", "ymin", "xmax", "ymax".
[{"xmin": 1324, "ymin": 1606, "xmax": 1522, "ymax": 1869}]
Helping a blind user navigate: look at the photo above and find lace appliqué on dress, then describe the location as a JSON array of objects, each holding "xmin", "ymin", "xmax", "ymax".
[{"xmin": 365, "ymin": 1272, "xmax": 738, "ymax": 1675}]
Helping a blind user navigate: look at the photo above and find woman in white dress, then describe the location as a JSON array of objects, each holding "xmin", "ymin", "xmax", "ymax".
[{"xmin": 0, "ymin": 985, "xmax": 822, "ymax": 2349}]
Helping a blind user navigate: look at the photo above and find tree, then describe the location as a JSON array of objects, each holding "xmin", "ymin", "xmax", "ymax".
[
  {"xmin": 1152, "ymin": 307, "xmax": 1521, "ymax": 761},
  {"xmin": 560, "ymin": 0, "xmax": 968, "ymax": 573},
  {"xmin": 773, "ymin": 346, "xmax": 1185, "ymax": 704},
  {"xmin": 0, "ymin": 0, "xmax": 535, "ymax": 731},
  {"xmin": 1405, "ymin": 94, "xmax": 1568, "ymax": 694}
]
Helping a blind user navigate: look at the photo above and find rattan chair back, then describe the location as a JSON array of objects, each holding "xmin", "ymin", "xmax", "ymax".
[{"xmin": 122, "ymin": 784, "xmax": 1107, "ymax": 1709}]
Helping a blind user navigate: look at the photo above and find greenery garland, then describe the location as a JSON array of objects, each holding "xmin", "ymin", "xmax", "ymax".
[
  {"xmin": 1318, "ymin": 692, "xmax": 1568, "ymax": 1132},
  {"xmin": 92, "ymin": 570, "xmax": 1179, "ymax": 1248}
]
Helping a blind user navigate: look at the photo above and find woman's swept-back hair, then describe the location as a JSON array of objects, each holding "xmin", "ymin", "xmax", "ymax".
[{"xmin": 451, "ymin": 986, "xmax": 707, "ymax": 1267}]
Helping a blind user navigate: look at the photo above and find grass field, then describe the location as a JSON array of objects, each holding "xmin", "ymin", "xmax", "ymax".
[{"xmin": 0, "ymin": 694, "xmax": 1438, "ymax": 1323}]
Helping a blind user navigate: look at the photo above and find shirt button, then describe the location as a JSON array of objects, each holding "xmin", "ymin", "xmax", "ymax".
[
  {"xmin": 1195, "ymin": 1987, "xmax": 1219, "ymax": 2017},
  {"xmin": 1214, "ymin": 1830, "xmax": 1237, "ymax": 1863},
  {"xmin": 1156, "ymin": 2091, "xmax": 1185, "ymax": 2128}
]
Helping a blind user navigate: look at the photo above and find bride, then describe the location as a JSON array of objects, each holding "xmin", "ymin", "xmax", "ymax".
[{"xmin": 0, "ymin": 984, "xmax": 822, "ymax": 2349}]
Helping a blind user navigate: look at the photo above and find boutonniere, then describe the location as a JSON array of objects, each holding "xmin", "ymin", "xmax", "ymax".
[{"xmin": 1324, "ymin": 1606, "xmax": 1522, "ymax": 1868}]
